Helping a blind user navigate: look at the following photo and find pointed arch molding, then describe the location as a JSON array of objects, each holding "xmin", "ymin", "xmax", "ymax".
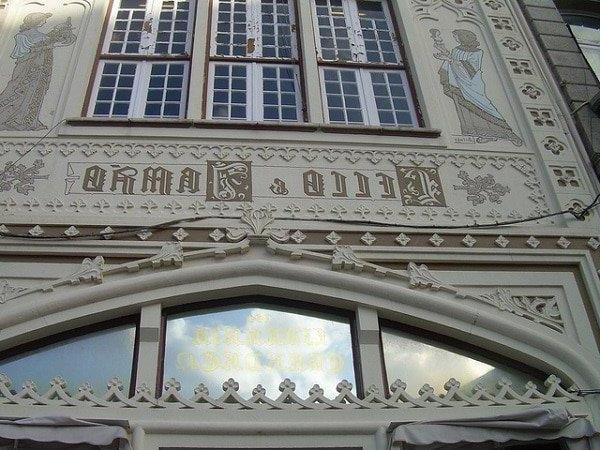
[{"xmin": 1, "ymin": 237, "xmax": 599, "ymax": 388}]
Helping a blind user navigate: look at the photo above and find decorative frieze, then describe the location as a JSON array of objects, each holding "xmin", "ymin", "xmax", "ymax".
[
  {"xmin": 0, "ymin": 142, "xmax": 553, "ymax": 226},
  {"xmin": 0, "ymin": 373, "xmax": 582, "ymax": 411}
]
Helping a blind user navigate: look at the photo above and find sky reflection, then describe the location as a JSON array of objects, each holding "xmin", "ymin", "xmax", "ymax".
[
  {"xmin": 164, "ymin": 305, "xmax": 357, "ymax": 397},
  {"xmin": 381, "ymin": 328, "xmax": 537, "ymax": 395}
]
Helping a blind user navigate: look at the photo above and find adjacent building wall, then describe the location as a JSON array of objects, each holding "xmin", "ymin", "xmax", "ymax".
[{"xmin": 519, "ymin": 0, "xmax": 600, "ymax": 175}]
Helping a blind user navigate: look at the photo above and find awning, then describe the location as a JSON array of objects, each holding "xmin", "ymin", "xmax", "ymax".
[
  {"xmin": 390, "ymin": 406, "xmax": 599, "ymax": 449},
  {"xmin": 0, "ymin": 416, "xmax": 129, "ymax": 447}
]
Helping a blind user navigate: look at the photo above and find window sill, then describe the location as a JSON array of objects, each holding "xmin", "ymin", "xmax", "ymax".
[{"xmin": 64, "ymin": 117, "xmax": 441, "ymax": 138}]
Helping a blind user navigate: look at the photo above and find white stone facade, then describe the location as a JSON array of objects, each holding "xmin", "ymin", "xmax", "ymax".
[{"xmin": 0, "ymin": 0, "xmax": 599, "ymax": 448}]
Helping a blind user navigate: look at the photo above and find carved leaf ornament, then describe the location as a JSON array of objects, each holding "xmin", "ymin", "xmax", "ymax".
[{"xmin": 3, "ymin": 234, "xmax": 566, "ymax": 336}]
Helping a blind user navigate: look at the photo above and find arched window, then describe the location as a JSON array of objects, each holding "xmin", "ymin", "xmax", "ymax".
[
  {"xmin": 563, "ymin": 14, "xmax": 600, "ymax": 79},
  {"xmin": 0, "ymin": 320, "xmax": 137, "ymax": 395},
  {"xmin": 162, "ymin": 301, "xmax": 358, "ymax": 397},
  {"xmin": 380, "ymin": 324, "xmax": 546, "ymax": 395}
]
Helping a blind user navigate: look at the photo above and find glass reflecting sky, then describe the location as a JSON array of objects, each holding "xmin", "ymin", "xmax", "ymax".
[
  {"xmin": 164, "ymin": 305, "xmax": 356, "ymax": 397},
  {"xmin": 381, "ymin": 328, "xmax": 538, "ymax": 395},
  {"xmin": 0, "ymin": 325, "xmax": 136, "ymax": 394}
]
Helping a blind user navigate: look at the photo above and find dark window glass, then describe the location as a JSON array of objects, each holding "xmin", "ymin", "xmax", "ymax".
[{"xmin": 0, "ymin": 325, "xmax": 136, "ymax": 394}]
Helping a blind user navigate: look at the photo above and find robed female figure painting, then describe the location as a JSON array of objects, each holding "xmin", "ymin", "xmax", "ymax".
[
  {"xmin": 431, "ymin": 29, "xmax": 523, "ymax": 146},
  {"xmin": 0, "ymin": 12, "xmax": 76, "ymax": 131}
]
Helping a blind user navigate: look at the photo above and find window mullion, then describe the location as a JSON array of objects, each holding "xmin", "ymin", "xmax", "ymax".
[
  {"xmin": 383, "ymin": 1, "xmax": 402, "ymax": 63},
  {"xmin": 288, "ymin": 0, "xmax": 299, "ymax": 60},
  {"xmin": 132, "ymin": 62, "xmax": 150, "ymax": 118},
  {"xmin": 250, "ymin": 62, "xmax": 259, "ymax": 121},
  {"xmin": 185, "ymin": 0, "xmax": 197, "ymax": 55},
  {"xmin": 345, "ymin": 0, "xmax": 365, "ymax": 63},
  {"xmin": 102, "ymin": 5, "xmax": 120, "ymax": 54},
  {"xmin": 206, "ymin": 63, "xmax": 216, "ymax": 119},
  {"xmin": 209, "ymin": 0, "xmax": 219, "ymax": 55},
  {"xmin": 142, "ymin": 0, "xmax": 158, "ymax": 55},
  {"xmin": 358, "ymin": 69, "xmax": 378, "ymax": 126},
  {"xmin": 250, "ymin": 0, "xmax": 262, "ymax": 58}
]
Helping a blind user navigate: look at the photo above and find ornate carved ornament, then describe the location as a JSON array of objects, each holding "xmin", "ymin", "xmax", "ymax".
[
  {"xmin": 0, "ymin": 140, "xmax": 551, "ymax": 226},
  {"xmin": 0, "ymin": 159, "xmax": 48, "ymax": 195},
  {"xmin": 0, "ymin": 373, "xmax": 583, "ymax": 411},
  {"xmin": 0, "ymin": 280, "xmax": 24, "ymax": 304},
  {"xmin": 3, "ymin": 238, "xmax": 565, "ymax": 334},
  {"xmin": 411, "ymin": 0, "xmax": 482, "ymax": 23}
]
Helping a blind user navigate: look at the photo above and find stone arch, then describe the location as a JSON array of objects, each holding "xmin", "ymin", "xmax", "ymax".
[{"xmin": 1, "ymin": 241, "xmax": 599, "ymax": 389}]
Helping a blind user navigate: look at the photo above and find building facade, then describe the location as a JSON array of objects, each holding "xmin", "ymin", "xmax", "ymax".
[{"xmin": 0, "ymin": 0, "xmax": 600, "ymax": 448}]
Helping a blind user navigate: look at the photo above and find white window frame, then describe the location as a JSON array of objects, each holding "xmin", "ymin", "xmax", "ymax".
[
  {"xmin": 312, "ymin": 0, "xmax": 401, "ymax": 64},
  {"xmin": 210, "ymin": 0, "xmax": 298, "ymax": 59},
  {"xmin": 88, "ymin": 60, "xmax": 190, "ymax": 118},
  {"xmin": 319, "ymin": 67, "xmax": 418, "ymax": 126},
  {"xmin": 103, "ymin": 0, "xmax": 196, "ymax": 55},
  {"xmin": 207, "ymin": 62, "xmax": 303, "ymax": 122}
]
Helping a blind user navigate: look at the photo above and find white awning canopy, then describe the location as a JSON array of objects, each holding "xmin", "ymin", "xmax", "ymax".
[
  {"xmin": 390, "ymin": 406, "xmax": 599, "ymax": 449},
  {"xmin": 0, "ymin": 416, "xmax": 129, "ymax": 447}
]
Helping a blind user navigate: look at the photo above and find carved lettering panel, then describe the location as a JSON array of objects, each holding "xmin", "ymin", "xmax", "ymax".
[{"xmin": 0, "ymin": 141, "xmax": 553, "ymax": 226}]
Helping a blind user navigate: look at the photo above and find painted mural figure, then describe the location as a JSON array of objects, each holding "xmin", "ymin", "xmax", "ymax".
[
  {"xmin": 431, "ymin": 29, "xmax": 523, "ymax": 146},
  {"xmin": 0, "ymin": 12, "xmax": 76, "ymax": 131}
]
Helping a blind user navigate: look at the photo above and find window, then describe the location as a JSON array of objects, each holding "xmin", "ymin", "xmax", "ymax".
[
  {"xmin": 88, "ymin": 0, "xmax": 194, "ymax": 118},
  {"xmin": 0, "ymin": 323, "xmax": 137, "ymax": 394},
  {"xmin": 563, "ymin": 15, "xmax": 600, "ymax": 80},
  {"xmin": 380, "ymin": 326, "xmax": 544, "ymax": 395},
  {"xmin": 86, "ymin": 0, "xmax": 423, "ymax": 128},
  {"xmin": 163, "ymin": 303, "xmax": 357, "ymax": 397},
  {"xmin": 313, "ymin": 0, "xmax": 418, "ymax": 126},
  {"xmin": 207, "ymin": 0, "xmax": 304, "ymax": 122}
]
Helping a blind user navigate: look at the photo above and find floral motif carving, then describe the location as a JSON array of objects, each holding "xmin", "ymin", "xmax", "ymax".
[
  {"xmin": 454, "ymin": 171, "xmax": 510, "ymax": 205},
  {"xmin": 68, "ymin": 256, "xmax": 104, "ymax": 284},
  {"xmin": 0, "ymin": 159, "xmax": 48, "ymax": 194},
  {"xmin": 149, "ymin": 242, "xmax": 183, "ymax": 268},
  {"xmin": 479, "ymin": 289, "xmax": 564, "ymax": 333},
  {"xmin": 332, "ymin": 246, "xmax": 365, "ymax": 271},
  {"xmin": 0, "ymin": 280, "xmax": 25, "ymax": 304},
  {"xmin": 411, "ymin": 0, "xmax": 480, "ymax": 22},
  {"xmin": 407, "ymin": 262, "xmax": 446, "ymax": 290},
  {"xmin": 241, "ymin": 207, "xmax": 275, "ymax": 235}
]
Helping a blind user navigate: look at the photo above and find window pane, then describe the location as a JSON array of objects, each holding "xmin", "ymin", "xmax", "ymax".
[
  {"xmin": 93, "ymin": 63, "xmax": 137, "ymax": 117},
  {"xmin": 357, "ymin": 0, "xmax": 399, "ymax": 63},
  {"xmin": 260, "ymin": 0, "xmax": 294, "ymax": 58},
  {"xmin": 164, "ymin": 305, "xmax": 357, "ymax": 397},
  {"xmin": 323, "ymin": 69, "xmax": 364, "ymax": 124},
  {"xmin": 314, "ymin": 0, "xmax": 353, "ymax": 61},
  {"xmin": 381, "ymin": 327, "xmax": 542, "ymax": 396},
  {"xmin": 0, "ymin": 325, "xmax": 136, "ymax": 394},
  {"xmin": 108, "ymin": 0, "xmax": 147, "ymax": 54},
  {"xmin": 155, "ymin": 0, "xmax": 193, "ymax": 54},
  {"xmin": 261, "ymin": 65, "xmax": 299, "ymax": 121},
  {"xmin": 214, "ymin": 0, "xmax": 247, "ymax": 56},
  {"xmin": 368, "ymin": 70, "xmax": 415, "ymax": 126},
  {"xmin": 144, "ymin": 62, "xmax": 187, "ymax": 118},
  {"xmin": 210, "ymin": 63, "xmax": 247, "ymax": 119}
]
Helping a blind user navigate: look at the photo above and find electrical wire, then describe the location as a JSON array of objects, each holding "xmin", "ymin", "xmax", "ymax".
[
  {"xmin": 2, "ymin": 28, "xmax": 600, "ymax": 242},
  {"xmin": 2, "ymin": 119, "xmax": 66, "ymax": 172},
  {"xmin": 1, "ymin": 193, "xmax": 599, "ymax": 241}
]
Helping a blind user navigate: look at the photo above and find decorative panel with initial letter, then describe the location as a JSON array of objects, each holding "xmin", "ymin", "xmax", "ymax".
[{"xmin": 0, "ymin": 140, "xmax": 554, "ymax": 226}]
